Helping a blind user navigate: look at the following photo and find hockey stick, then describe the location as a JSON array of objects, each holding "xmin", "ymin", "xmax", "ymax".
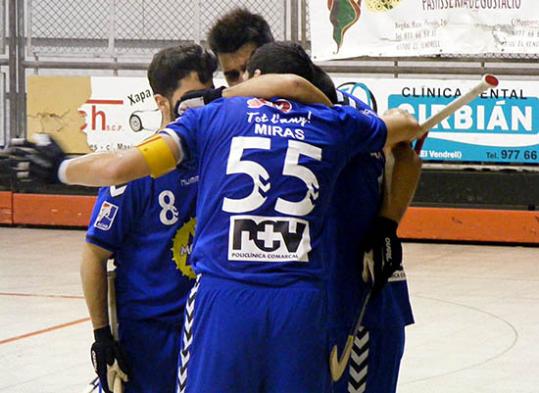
[
  {"xmin": 329, "ymin": 290, "xmax": 372, "ymax": 381},
  {"xmin": 108, "ymin": 270, "xmax": 124, "ymax": 393},
  {"xmin": 414, "ymin": 74, "xmax": 499, "ymax": 153},
  {"xmin": 329, "ymin": 74, "xmax": 499, "ymax": 382}
]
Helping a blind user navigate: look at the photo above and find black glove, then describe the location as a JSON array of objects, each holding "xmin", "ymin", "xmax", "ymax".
[
  {"xmin": 90, "ymin": 326, "xmax": 129, "ymax": 393},
  {"xmin": 362, "ymin": 217, "xmax": 403, "ymax": 293},
  {"xmin": 175, "ymin": 86, "xmax": 226, "ymax": 117},
  {"xmin": 8, "ymin": 134, "xmax": 66, "ymax": 184}
]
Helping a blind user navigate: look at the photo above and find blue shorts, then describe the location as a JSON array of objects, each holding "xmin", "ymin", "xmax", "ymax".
[
  {"xmin": 332, "ymin": 325, "xmax": 405, "ymax": 393},
  {"xmin": 117, "ymin": 318, "xmax": 182, "ymax": 393},
  {"xmin": 177, "ymin": 275, "xmax": 332, "ymax": 393}
]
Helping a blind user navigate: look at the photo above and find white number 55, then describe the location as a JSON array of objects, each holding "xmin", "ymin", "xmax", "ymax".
[{"xmin": 222, "ymin": 137, "xmax": 321, "ymax": 217}]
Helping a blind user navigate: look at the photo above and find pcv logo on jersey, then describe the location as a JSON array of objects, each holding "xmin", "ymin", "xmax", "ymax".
[{"xmin": 228, "ymin": 215, "xmax": 311, "ymax": 262}]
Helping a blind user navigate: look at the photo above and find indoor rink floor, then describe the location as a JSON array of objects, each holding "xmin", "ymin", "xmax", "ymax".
[{"xmin": 0, "ymin": 227, "xmax": 538, "ymax": 393}]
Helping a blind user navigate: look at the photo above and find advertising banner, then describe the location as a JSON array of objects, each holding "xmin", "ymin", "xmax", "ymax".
[
  {"xmin": 27, "ymin": 75, "xmax": 227, "ymax": 154},
  {"xmin": 81, "ymin": 77, "xmax": 159, "ymax": 152},
  {"xmin": 310, "ymin": 0, "xmax": 539, "ymax": 60},
  {"xmin": 26, "ymin": 75, "xmax": 539, "ymax": 164},
  {"xmin": 332, "ymin": 76, "xmax": 539, "ymax": 164},
  {"xmin": 28, "ymin": 76, "xmax": 159, "ymax": 153}
]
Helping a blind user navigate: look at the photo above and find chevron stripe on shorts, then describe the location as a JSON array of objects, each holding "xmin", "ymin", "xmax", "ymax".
[
  {"xmin": 177, "ymin": 274, "xmax": 201, "ymax": 393},
  {"xmin": 348, "ymin": 327, "xmax": 370, "ymax": 393}
]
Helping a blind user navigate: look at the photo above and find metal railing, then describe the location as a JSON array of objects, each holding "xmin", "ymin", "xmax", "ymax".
[
  {"xmin": 0, "ymin": 0, "xmax": 5, "ymax": 145},
  {"xmin": 0, "ymin": 72, "xmax": 4, "ymax": 146},
  {"xmin": 0, "ymin": 0, "xmax": 5, "ymax": 56},
  {"xmin": 25, "ymin": 0, "xmax": 287, "ymax": 59},
  {"xmin": 7, "ymin": 0, "xmax": 290, "ymax": 141}
]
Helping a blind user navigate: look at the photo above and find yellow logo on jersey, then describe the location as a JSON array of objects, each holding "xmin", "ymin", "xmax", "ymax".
[
  {"xmin": 365, "ymin": 0, "xmax": 401, "ymax": 11},
  {"xmin": 171, "ymin": 217, "xmax": 196, "ymax": 279}
]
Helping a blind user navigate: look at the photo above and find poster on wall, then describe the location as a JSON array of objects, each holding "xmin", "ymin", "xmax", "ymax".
[
  {"xmin": 332, "ymin": 76, "xmax": 539, "ymax": 164},
  {"xmin": 80, "ymin": 77, "xmax": 159, "ymax": 152},
  {"xmin": 310, "ymin": 0, "xmax": 539, "ymax": 60},
  {"xmin": 27, "ymin": 75, "xmax": 227, "ymax": 154},
  {"xmin": 28, "ymin": 76, "xmax": 160, "ymax": 154}
]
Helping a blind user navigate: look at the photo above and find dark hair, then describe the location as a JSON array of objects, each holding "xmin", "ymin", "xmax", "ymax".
[
  {"xmin": 246, "ymin": 42, "xmax": 314, "ymax": 82},
  {"xmin": 311, "ymin": 65, "xmax": 338, "ymax": 104},
  {"xmin": 147, "ymin": 43, "xmax": 217, "ymax": 98},
  {"xmin": 207, "ymin": 8, "xmax": 274, "ymax": 53}
]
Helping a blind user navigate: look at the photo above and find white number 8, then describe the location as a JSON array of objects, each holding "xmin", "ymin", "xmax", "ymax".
[{"xmin": 159, "ymin": 190, "xmax": 179, "ymax": 225}]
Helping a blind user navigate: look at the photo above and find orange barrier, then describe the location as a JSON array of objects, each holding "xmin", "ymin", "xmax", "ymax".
[
  {"xmin": 0, "ymin": 191, "xmax": 13, "ymax": 224},
  {"xmin": 12, "ymin": 194, "xmax": 96, "ymax": 227},
  {"xmin": 399, "ymin": 207, "xmax": 538, "ymax": 244},
  {"xmin": 6, "ymin": 193, "xmax": 539, "ymax": 244}
]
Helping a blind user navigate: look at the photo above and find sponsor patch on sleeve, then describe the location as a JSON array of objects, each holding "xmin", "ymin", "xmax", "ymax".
[{"xmin": 94, "ymin": 201, "xmax": 119, "ymax": 231}]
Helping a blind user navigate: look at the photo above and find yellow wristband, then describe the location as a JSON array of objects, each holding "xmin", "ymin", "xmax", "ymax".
[{"xmin": 136, "ymin": 135, "xmax": 176, "ymax": 178}]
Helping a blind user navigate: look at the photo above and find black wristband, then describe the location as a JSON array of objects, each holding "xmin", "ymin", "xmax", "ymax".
[{"xmin": 93, "ymin": 325, "xmax": 113, "ymax": 342}]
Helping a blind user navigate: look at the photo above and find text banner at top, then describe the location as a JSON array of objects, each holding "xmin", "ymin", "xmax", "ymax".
[{"xmin": 310, "ymin": 0, "xmax": 539, "ymax": 60}]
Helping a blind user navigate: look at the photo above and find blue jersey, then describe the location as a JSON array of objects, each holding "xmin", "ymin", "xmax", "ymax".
[
  {"xmin": 162, "ymin": 96, "xmax": 387, "ymax": 286},
  {"xmin": 86, "ymin": 168, "xmax": 198, "ymax": 324},
  {"xmin": 333, "ymin": 90, "xmax": 414, "ymax": 328},
  {"xmin": 328, "ymin": 91, "xmax": 385, "ymax": 331}
]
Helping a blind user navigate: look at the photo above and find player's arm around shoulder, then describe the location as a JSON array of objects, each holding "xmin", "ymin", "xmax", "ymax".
[
  {"xmin": 60, "ymin": 133, "xmax": 182, "ymax": 187},
  {"xmin": 381, "ymin": 108, "xmax": 423, "ymax": 148},
  {"xmin": 223, "ymin": 73, "xmax": 332, "ymax": 106},
  {"xmin": 8, "ymin": 132, "xmax": 179, "ymax": 187}
]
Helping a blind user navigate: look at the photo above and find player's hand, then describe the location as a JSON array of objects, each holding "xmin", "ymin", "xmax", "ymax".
[
  {"xmin": 362, "ymin": 217, "xmax": 403, "ymax": 293},
  {"xmin": 175, "ymin": 86, "xmax": 226, "ymax": 116},
  {"xmin": 90, "ymin": 326, "xmax": 129, "ymax": 393},
  {"xmin": 7, "ymin": 134, "xmax": 66, "ymax": 184}
]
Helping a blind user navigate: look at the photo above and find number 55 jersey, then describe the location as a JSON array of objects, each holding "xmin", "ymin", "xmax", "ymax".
[
  {"xmin": 164, "ymin": 96, "xmax": 387, "ymax": 393},
  {"xmin": 163, "ymin": 96, "xmax": 387, "ymax": 285}
]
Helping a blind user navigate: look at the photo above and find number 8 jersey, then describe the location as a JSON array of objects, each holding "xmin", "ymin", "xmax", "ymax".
[
  {"xmin": 86, "ymin": 169, "xmax": 198, "ymax": 322},
  {"xmin": 162, "ymin": 97, "xmax": 387, "ymax": 286}
]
